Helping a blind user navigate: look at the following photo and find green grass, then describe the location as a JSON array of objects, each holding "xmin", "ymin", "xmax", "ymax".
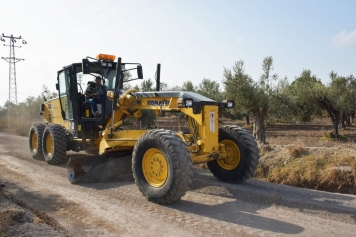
[{"xmin": 321, "ymin": 132, "xmax": 349, "ymax": 141}]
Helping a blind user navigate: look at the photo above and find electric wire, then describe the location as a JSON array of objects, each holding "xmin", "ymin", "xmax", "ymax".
[
  {"xmin": 41, "ymin": 0, "xmax": 165, "ymax": 52},
  {"xmin": 34, "ymin": 0, "xmax": 93, "ymax": 39},
  {"xmin": 37, "ymin": 0, "xmax": 124, "ymax": 46}
]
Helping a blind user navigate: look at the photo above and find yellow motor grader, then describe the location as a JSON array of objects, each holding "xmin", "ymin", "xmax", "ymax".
[{"xmin": 29, "ymin": 54, "xmax": 259, "ymax": 204}]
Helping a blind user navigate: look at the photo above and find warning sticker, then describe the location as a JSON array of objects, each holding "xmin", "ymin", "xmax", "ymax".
[{"xmin": 210, "ymin": 111, "xmax": 215, "ymax": 132}]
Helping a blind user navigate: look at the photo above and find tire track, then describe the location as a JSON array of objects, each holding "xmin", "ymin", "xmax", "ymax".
[
  {"xmin": 0, "ymin": 153, "xmax": 252, "ymax": 236},
  {"xmin": 2, "ymin": 133, "xmax": 356, "ymax": 236}
]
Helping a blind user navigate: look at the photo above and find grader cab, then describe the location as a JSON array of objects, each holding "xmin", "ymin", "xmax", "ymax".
[{"xmin": 29, "ymin": 54, "xmax": 259, "ymax": 204}]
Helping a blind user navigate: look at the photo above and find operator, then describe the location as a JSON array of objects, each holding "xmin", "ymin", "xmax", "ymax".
[{"xmin": 85, "ymin": 76, "xmax": 105, "ymax": 117}]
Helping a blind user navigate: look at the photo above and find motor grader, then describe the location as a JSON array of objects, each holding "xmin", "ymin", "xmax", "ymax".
[{"xmin": 29, "ymin": 54, "xmax": 259, "ymax": 204}]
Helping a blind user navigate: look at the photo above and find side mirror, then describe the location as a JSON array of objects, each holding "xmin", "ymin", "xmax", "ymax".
[
  {"xmin": 56, "ymin": 83, "xmax": 59, "ymax": 90},
  {"xmin": 137, "ymin": 65, "xmax": 143, "ymax": 79},
  {"xmin": 82, "ymin": 58, "xmax": 90, "ymax": 74}
]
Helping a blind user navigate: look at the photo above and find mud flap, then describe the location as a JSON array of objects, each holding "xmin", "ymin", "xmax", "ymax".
[{"xmin": 67, "ymin": 153, "xmax": 133, "ymax": 184}]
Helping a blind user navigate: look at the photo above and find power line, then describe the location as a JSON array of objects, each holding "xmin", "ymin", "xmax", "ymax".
[
  {"xmin": 37, "ymin": 0, "xmax": 124, "ymax": 46},
  {"xmin": 34, "ymin": 0, "xmax": 93, "ymax": 38},
  {"xmin": 101, "ymin": 0, "xmax": 165, "ymax": 30},
  {"xmin": 41, "ymin": 0, "xmax": 165, "ymax": 51}
]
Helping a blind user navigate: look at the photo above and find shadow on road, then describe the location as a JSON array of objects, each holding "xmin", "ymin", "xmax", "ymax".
[
  {"xmin": 189, "ymin": 169, "xmax": 356, "ymax": 223},
  {"xmin": 171, "ymin": 199, "xmax": 304, "ymax": 234}
]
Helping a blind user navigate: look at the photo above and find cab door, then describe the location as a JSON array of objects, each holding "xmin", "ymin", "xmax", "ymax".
[{"xmin": 57, "ymin": 68, "xmax": 74, "ymax": 121}]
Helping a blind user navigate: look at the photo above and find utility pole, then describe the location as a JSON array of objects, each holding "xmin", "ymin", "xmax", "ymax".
[{"xmin": 1, "ymin": 33, "xmax": 27, "ymax": 129}]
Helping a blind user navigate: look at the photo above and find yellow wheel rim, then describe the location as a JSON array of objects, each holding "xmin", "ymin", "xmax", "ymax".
[
  {"xmin": 142, "ymin": 148, "xmax": 168, "ymax": 187},
  {"xmin": 218, "ymin": 139, "xmax": 241, "ymax": 170},
  {"xmin": 31, "ymin": 132, "xmax": 38, "ymax": 151},
  {"xmin": 45, "ymin": 134, "xmax": 54, "ymax": 156}
]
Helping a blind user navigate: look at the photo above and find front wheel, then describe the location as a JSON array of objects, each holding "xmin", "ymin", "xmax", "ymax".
[
  {"xmin": 208, "ymin": 125, "xmax": 259, "ymax": 183},
  {"xmin": 42, "ymin": 124, "xmax": 67, "ymax": 165},
  {"xmin": 132, "ymin": 129, "xmax": 193, "ymax": 204}
]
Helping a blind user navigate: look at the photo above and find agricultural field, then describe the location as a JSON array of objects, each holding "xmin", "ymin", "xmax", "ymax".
[{"xmin": 254, "ymin": 118, "xmax": 356, "ymax": 194}]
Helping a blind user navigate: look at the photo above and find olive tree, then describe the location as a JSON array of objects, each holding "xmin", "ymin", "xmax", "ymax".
[
  {"xmin": 182, "ymin": 81, "xmax": 196, "ymax": 92},
  {"xmin": 288, "ymin": 70, "xmax": 321, "ymax": 122},
  {"xmin": 196, "ymin": 78, "xmax": 223, "ymax": 102},
  {"xmin": 140, "ymin": 78, "xmax": 155, "ymax": 91},
  {"xmin": 290, "ymin": 70, "xmax": 356, "ymax": 138},
  {"xmin": 223, "ymin": 56, "xmax": 278, "ymax": 144}
]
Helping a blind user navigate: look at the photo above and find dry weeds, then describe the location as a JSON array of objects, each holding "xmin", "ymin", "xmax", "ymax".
[
  {"xmin": 288, "ymin": 146, "xmax": 308, "ymax": 158},
  {"xmin": 255, "ymin": 153, "xmax": 356, "ymax": 193},
  {"xmin": 247, "ymin": 118, "xmax": 356, "ymax": 194}
]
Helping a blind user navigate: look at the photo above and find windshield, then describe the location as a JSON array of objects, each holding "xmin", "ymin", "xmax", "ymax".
[{"xmin": 76, "ymin": 68, "xmax": 116, "ymax": 93}]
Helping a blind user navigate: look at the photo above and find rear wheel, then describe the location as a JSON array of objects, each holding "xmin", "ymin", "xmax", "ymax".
[
  {"xmin": 207, "ymin": 125, "xmax": 259, "ymax": 183},
  {"xmin": 29, "ymin": 123, "xmax": 45, "ymax": 160},
  {"xmin": 132, "ymin": 129, "xmax": 193, "ymax": 204},
  {"xmin": 42, "ymin": 124, "xmax": 67, "ymax": 165}
]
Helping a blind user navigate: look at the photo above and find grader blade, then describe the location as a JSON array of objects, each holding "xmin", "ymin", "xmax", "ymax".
[{"xmin": 67, "ymin": 153, "xmax": 133, "ymax": 184}]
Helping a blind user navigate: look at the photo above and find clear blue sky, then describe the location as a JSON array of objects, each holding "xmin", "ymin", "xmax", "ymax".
[{"xmin": 1, "ymin": 0, "xmax": 355, "ymax": 105}]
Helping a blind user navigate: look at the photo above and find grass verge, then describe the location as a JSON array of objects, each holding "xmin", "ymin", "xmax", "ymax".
[{"xmin": 254, "ymin": 147, "xmax": 356, "ymax": 194}]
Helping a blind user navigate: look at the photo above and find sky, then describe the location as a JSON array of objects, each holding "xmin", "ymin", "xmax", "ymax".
[{"xmin": 0, "ymin": 0, "xmax": 355, "ymax": 105}]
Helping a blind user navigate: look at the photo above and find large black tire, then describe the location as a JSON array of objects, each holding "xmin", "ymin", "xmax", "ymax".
[
  {"xmin": 132, "ymin": 129, "xmax": 193, "ymax": 204},
  {"xmin": 29, "ymin": 123, "xmax": 45, "ymax": 160},
  {"xmin": 42, "ymin": 124, "xmax": 67, "ymax": 165},
  {"xmin": 207, "ymin": 125, "xmax": 259, "ymax": 183}
]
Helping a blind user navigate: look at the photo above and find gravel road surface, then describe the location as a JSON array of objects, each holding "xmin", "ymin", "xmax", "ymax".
[{"xmin": 1, "ymin": 132, "xmax": 356, "ymax": 236}]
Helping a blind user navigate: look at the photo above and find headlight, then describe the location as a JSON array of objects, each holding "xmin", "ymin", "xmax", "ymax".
[
  {"xmin": 177, "ymin": 98, "xmax": 194, "ymax": 108},
  {"xmin": 101, "ymin": 61, "xmax": 107, "ymax": 67},
  {"xmin": 185, "ymin": 99, "xmax": 193, "ymax": 107},
  {"xmin": 222, "ymin": 100, "xmax": 235, "ymax": 108}
]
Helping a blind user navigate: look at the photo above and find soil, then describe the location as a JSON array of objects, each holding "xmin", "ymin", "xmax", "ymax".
[
  {"xmin": 255, "ymin": 118, "xmax": 356, "ymax": 193},
  {"xmin": 0, "ymin": 185, "xmax": 67, "ymax": 237},
  {"xmin": 1, "ymin": 121, "xmax": 356, "ymax": 236},
  {"xmin": 263, "ymin": 118, "xmax": 356, "ymax": 145}
]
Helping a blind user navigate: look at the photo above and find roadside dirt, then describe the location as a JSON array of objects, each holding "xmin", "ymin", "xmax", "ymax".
[
  {"xmin": 0, "ymin": 184, "xmax": 67, "ymax": 237},
  {"xmin": 1, "ymin": 132, "xmax": 356, "ymax": 236},
  {"xmin": 255, "ymin": 119, "xmax": 356, "ymax": 194}
]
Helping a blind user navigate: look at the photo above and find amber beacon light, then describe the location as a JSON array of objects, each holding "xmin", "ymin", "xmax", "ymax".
[{"xmin": 96, "ymin": 53, "xmax": 116, "ymax": 61}]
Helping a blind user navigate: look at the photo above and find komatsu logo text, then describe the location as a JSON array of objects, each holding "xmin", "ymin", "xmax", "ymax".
[{"xmin": 147, "ymin": 100, "xmax": 170, "ymax": 106}]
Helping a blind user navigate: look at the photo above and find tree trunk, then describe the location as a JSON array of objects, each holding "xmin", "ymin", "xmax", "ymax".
[
  {"xmin": 253, "ymin": 111, "xmax": 266, "ymax": 144},
  {"xmin": 334, "ymin": 115, "xmax": 340, "ymax": 138},
  {"xmin": 346, "ymin": 112, "xmax": 351, "ymax": 126},
  {"xmin": 317, "ymin": 96, "xmax": 340, "ymax": 139},
  {"xmin": 245, "ymin": 114, "xmax": 250, "ymax": 125},
  {"xmin": 351, "ymin": 112, "xmax": 355, "ymax": 124},
  {"xmin": 340, "ymin": 113, "xmax": 346, "ymax": 129}
]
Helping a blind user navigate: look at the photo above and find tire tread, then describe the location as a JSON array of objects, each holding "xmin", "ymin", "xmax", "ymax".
[
  {"xmin": 208, "ymin": 125, "xmax": 259, "ymax": 183},
  {"xmin": 43, "ymin": 124, "xmax": 67, "ymax": 165},
  {"xmin": 132, "ymin": 129, "xmax": 193, "ymax": 204},
  {"xmin": 29, "ymin": 123, "xmax": 46, "ymax": 160}
]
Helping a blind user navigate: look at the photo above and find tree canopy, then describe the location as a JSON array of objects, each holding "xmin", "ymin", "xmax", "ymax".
[{"xmin": 223, "ymin": 56, "xmax": 280, "ymax": 143}]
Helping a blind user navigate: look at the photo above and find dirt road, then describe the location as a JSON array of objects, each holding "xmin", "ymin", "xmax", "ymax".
[{"xmin": 1, "ymin": 133, "xmax": 356, "ymax": 236}]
